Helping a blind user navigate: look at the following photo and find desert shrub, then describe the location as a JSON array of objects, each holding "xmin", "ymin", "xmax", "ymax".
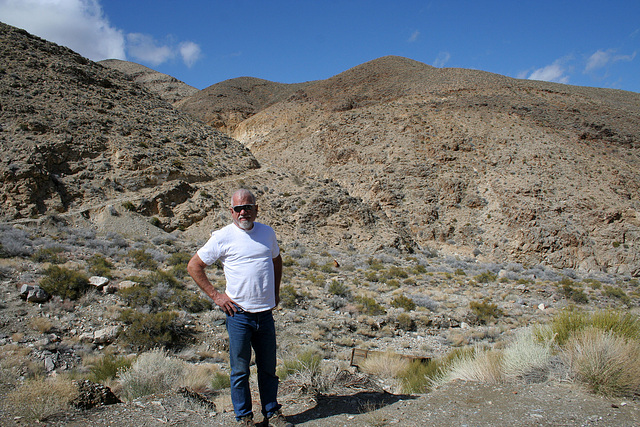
[
  {"xmin": 560, "ymin": 281, "xmax": 589, "ymax": 304},
  {"xmin": 167, "ymin": 252, "xmax": 191, "ymax": 278},
  {"xmin": 390, "ymin": 295, "xmax": 416, "ymax": 311},
  {"xmin": 440, "ymin": 347, "xmax": 503, "ymax": 384},
  {"xmin": 279, "ymin": 285, "xmax": 300, "ymax": 308},
  {"xmin": 539, "ymin": 309, "xmax": 640, "ymax": 346},
  {"xmin": 277, "ymin": 350, "xmax": 322, "ymax": 380},
  {"xmin": 603, "ymin": 285, "xmax": 631, "ymax": 305},
  {"xmin": 469, "ymin": 299, "xmax": 502, "ymax": 324},
  {"xmin": 127, "ymin": 248, "xmax": 157, "ymax": 269},
  {"xmin": 28, "ymin": 317, "xmax": 53, "ymax": 333},
  {"xmin": 406, "ymin": 347, "xmax": 475, "ymax": 392},
  {"xmin": 398, "ymin": 359, "xmax": 438, "ymax": 393},
  {"xmin": 563, "ymin": 327, "xmax": 640, "ymax": 397},
  {"xmin": 210, "ymin": 372, "xmax": 231, "ymax": 390},
  {"xmin": 501, "ymin": 328, "xmax": 552, "ymax": 382},
  {"xmin": 364, "ymin": 271, "xmax": 379, "ymax": 282},
  {"xmin": 412, "ymin": 295, "xmax": 439, "ymax": 311},
  {"xmin": 85, "ymin": 353, "xmax": 133, "ymax": 383},
  {"xmin": 31, "ymin": 246, "xmax": 66, "ymax": 263},
  {"xmin": 0, "ymin": 225, "xmax": 34, "ymax": 257},
  {"xmin": 39, "ymin": 265, "xmax": 90, "ymax": 300},
  {"xmin": 382, "ymin": 266, "xmax": 408, "ymax": 280},
  {"xmin": 119, "ymin": 271, "xmax": 211, "ymax": 313},
  {"xmin": 360, "ymin": 352, "xmax": 409, "ymax": 379},
  {"xmin": 87, "ymin": 254, "xmax": 114, "ymax": 277},
  {"xmin": 180, "ymin": 363, "xmax": 225, "ymax": 392},
  {"xmin": 5, "ymin": 376, "xmax": 78, "ymax": 422},
  {"xmin": 355, "ymin": 295, "xmax": 386, "ymax": 315},
  {"xmin": 327, "ymin": 280, "xmax": 351, "ymax": 298},
  {"xmin": 474, "ymin": 271, "xmax": 497, "ymax": 283},
  {"xmin": 396, "ymin": 312, "xmax": 414, "ymax": 331},
  {"xmin": 118, "ymin": 349, "xmax": 186, "ymax": 400},
  {"xmin": 122, "ymin": 201, "xmax": 136, "ymax": 211},
  {"xmin": 119, "ymin": 309, "xmax": 191, "ymax": 350}
]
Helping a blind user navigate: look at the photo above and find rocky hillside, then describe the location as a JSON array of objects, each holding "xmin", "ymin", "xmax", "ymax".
[
  {"xmin": 98, "ymin": 59, "xmax": 199, "ymax": 105},
  {"xmin": 175, "ymin": 76, "xmax": 314, "ymax": 134},
  {"xmin": 179, "ymin": 56, "xmax": 640, "ymax": 276},
  {"xmin": 0, "ymin": 22, "xmax": 405, "ymax": 251}
]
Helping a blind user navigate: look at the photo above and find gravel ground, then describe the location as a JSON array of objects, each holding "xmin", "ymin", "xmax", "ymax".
[{"xmin": 4, "ymin": 380, "xmax": 638, "ymax": 427}]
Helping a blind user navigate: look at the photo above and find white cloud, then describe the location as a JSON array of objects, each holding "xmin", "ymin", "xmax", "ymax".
[
  {"xmin": 408, "ymin": 30, "xmax": 420, "ymax": 43},
  {"xmin": 0, "ymin": 0, "xmax": 202, "ymax": 68},
  {"xmin": 127, "ymin": 33, "xmax": 174, "ymax": 66},
  {"xmin": 179, "ymin": 41, "xmax": 202, "ymax": 68},
  {"xmin": 585, "ymin": 49, "xmax": 636, "ymax": 72},
  {"xmin": 526, "ymin": 60, "xmax": 570, "ymax": 84},
  {"xmin": 434, "ymin": 51, "xmax": 451, "ymax": 68},
  {"xmin": 0, "ymin": 0, "xmax": 125, "ymax": 60}
]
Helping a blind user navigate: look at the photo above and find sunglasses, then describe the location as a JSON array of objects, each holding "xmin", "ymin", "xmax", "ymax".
[{"xmin": 232, "ymin": 204, "xmax": 255, "ymax": 213}]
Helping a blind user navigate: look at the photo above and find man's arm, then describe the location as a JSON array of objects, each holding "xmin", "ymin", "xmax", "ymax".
[
  {"xmin": 187, "ymin": 253, "xmax": 237, "ymax": 315},
  {"xmin": 272, "ymin": 254, "xmax": 283, "ymax": 306}
]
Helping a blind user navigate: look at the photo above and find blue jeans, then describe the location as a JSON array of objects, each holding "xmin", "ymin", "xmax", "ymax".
[{"xmin": 226, "ymin": 309, "xmax": 281, "ymax": 420}]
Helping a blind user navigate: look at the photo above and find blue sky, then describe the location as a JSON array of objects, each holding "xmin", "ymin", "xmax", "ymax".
[{"xmin": 1, "ymin": 0, "xmax": 638, "ymax": 92}]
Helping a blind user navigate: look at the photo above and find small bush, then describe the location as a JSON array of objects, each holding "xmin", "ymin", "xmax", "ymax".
[
  {"xmin": 39, "ymin": 265, "xmax": 90, "ymax": 300},
  {"xmin": 355, "ymin": 295, "xmax": 386, "ymax": 315},
  {"xmin": 28, "ymin": 317, "xmax": 53, "ymax": 333},
  {"xmin": 327, "ymin": 280, "xmax": 351, "ymax": 298},
  {"xmin": 128, "ymin": 249, "xmax": 157, "ymax": 269},
  {"xmin": 560, "ymin": 281, "xmax": 589, "ymax": 304},
  {"xmin": 564, "ymin": 328, "xmax": 640, "ymax": 397},
  {"xmin": 117, "ymin": 349, "xmax": 186, "ymax": 401},
  {"xmin": 469, "ymin": 299, "xmax": 502, "ymax": 324},
  {"xmin": 277, "ymin": 350, "xmax": 322, "ymax": 380},
  {"xmin": 399, "ymin": 359, "xmax": 438, "ymax": 393},
  {"xmin": 279, "ymin": 285, "xmax": 299, "ymax": 308},
  {"xmin": 360, "ymin": 352, "xmax": 409, "ymax": 379},
  {"xmin": 85, "ymin": 353, "xmax": 133, "ymax": 383},
  {"xmin": 5, "ymin": 376, "xmax": 78, "ymax": 421},
  {"xmin": 210, "ymin": 372, "xmax": 231, "ymax": 390},
  {"xmin": 119, "ymin": 309, "xmax": 190, "ymax": 350},
  {"xmin": 474, "ymin": 271, "xmax": 497, "ymax": 283},
  {"xmin": 396, "ymin": 312, "xmax": 414, "ymax": 331},
  {"xmin": 31, "ymin": 246, "xmax": 66, "ymax": 263},
  {"xmin": 390, "ymin": 295, "xmax": 416, "ymax": 311},
  {"xmin": 603, "ymin": 285, "xmax": 631, "ymax": 305},
  {"xmin": 87, "ymin": 254, "xmax": 114, "ymax": 277}
]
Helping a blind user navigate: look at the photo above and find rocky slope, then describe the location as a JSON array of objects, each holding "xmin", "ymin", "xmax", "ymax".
[
  {"xmin": 0, "ymin": 22, "xmax": 405, "ymax": 252},
  {"xmin": 179, "ymin": 56, "xmax": 640, "ymax": 276},
  {"xmin": 98, "ymin": 59, "xmax": 199, "ymax": 105}
]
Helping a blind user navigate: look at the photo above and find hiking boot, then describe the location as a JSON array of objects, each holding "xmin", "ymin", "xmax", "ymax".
[
  {"xmin": 265, "ymin": 409, "xmax": 294, "ymax": 427},
  {"xmin": 237, "ymin": 414, "xmax": 255, "ymax": 426}
]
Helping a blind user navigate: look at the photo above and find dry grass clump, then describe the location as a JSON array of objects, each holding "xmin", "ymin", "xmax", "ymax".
[
  {"xmin": 359, "ymin": 351, "xmax": 410, "ymax": 380},
  {"xmin": 5, "ymin": 376, "xmax": 78, "ymax": 422},
  {"xmin": 563, "ymin": 327, "xmax": 640, "ymax": 396},
  {"xmin": 117, "ymin": 349, "xmax": 187, "ymax": 401}
]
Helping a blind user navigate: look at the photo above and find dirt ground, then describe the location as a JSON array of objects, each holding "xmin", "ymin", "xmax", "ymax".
[{"xmin": 6, "ymin": 379, "xmax": 638, "ymax": 427}]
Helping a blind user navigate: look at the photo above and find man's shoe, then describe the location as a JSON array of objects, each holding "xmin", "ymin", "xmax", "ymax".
[
  {"xmin": 237, "ymin": 414, "xmax": 255, "ymax": 426},
  {"xmin": 266, "ymin": 409, "xmax": 294, "ymax": 427}
]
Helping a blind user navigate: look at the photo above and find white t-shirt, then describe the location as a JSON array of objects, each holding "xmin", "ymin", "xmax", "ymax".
[{"xmin": 197, "ymin": 222, "xmax": 280, "ymax": 312}]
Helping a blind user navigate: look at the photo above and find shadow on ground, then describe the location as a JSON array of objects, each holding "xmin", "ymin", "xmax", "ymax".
[{"xmin": 288, "ymin": 391, "xmax": 418, "ymax": 424}]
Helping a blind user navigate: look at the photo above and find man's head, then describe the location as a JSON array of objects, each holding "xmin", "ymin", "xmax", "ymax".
[{"xmin": 230, "ymin": 189, "xmax": 257, "ymax": 230}]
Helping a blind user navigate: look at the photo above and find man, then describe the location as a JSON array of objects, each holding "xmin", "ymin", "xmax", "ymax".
[{"xmin": 188, "ymin": 189, "xmax": 293, "ymax": 427}]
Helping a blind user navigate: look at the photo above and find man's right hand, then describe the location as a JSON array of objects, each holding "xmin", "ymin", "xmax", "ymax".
[{"xmin": 213, "ymin": 292, "xmax": 239, "ymax": 316}]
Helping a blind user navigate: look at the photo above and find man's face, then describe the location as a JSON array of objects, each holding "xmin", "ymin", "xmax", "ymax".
[{"xmin": 231, "ymin": 193, "xmax": 258, "ymax": 230}]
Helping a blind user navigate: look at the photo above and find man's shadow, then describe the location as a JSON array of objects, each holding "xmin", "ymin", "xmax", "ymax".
[{"xmin": 288, "ymin": 391, "xmax": 419, "ymax": 424}]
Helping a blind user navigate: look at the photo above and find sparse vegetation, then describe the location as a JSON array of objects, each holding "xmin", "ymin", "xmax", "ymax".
[{"xmin": 39, "ymin": 265, "xmax": 91, "ymax": 300}]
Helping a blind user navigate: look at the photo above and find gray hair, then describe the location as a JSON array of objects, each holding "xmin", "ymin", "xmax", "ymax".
[{"xmin": 230, "ymin": 188, "xmax": 256, "ymax": 205}]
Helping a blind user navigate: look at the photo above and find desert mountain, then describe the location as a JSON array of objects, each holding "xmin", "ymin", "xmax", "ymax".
[
  {"xmin": 178, "ymin": 56, "xmax": 640, "ymax": 276},
  {"xmin": 0, "ymin": 22, "xmax": 258, "ymax": 225},
  {"xmin": 98, "ymin": 59, "xmax": 199, "ymax": 105},
  {"xmin": 174, "ymin": 76, "xmax": 314, "ymax": 134},
  {"xmin": 0, "ymin": 22, "xmax": 403, "ymax": 251}
]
